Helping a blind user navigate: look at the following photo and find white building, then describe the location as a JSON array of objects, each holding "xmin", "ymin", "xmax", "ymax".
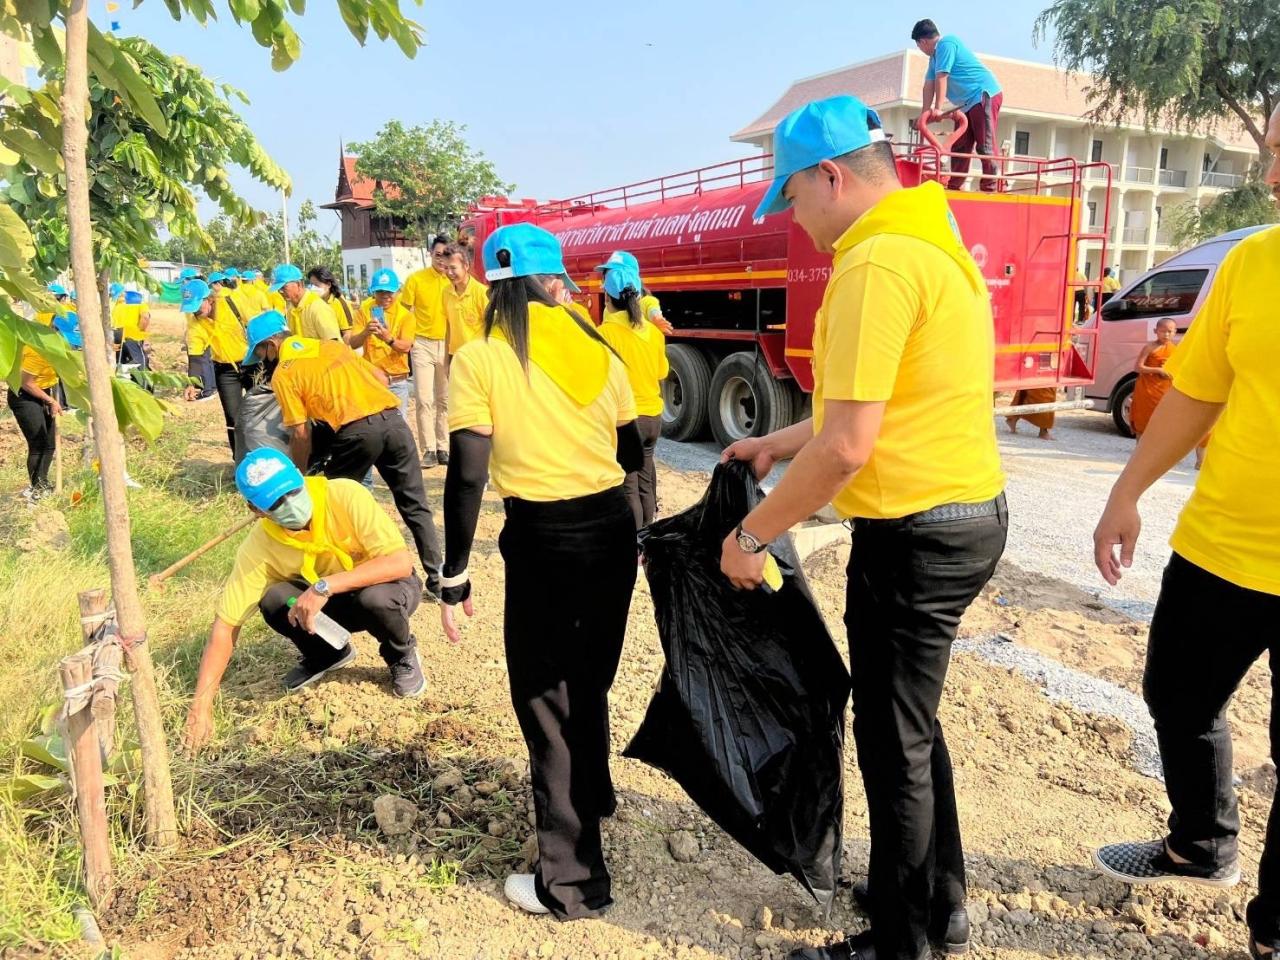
[
  {"xmin": 732, "ymin": 50, "xmax": 1259, "ymax": 282},
  {"xmin": 322, "ymin": 155, "xmax": 429, "ymax": 296}
]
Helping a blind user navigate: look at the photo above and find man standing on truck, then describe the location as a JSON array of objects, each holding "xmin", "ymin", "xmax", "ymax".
[
  {"xmin": 1090, "ymin": 106, "xmax": 1280, "ymax": 960},
  {"xmin": 720, "ymin": 94, "xmax": 1007, "ymax": 960},
  {"xmin": 912, "ymin": 19, "xmax": 1003, "ymax": 193}
]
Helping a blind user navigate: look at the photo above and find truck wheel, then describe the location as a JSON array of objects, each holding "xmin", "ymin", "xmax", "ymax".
[
  {"xmin": 1111, "ymin": 378, "xmax": 1136, "ymax": 438},
  {"xmin": 661, "ymin": 344, "xmax": 713, "ymax": 441},
  {"xmin": 707, "ymin": 351, "xmax": 795, "ymax": 449}
]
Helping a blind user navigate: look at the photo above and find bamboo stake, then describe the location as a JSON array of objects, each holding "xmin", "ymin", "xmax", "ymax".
[
  {"xmin": 147, "ymin": 514, "xmax": 256, "ymax": 591},
  {"xmin": 78, "ymin": 590, "xmax": 119, "ymax": 758},
  {"xmin": 60, "ymin": 653, "xmax": 113, "ymax": 908},
  {"xmin": 60, "ymin": 0, "xmax": 177, "ymax": 849}
]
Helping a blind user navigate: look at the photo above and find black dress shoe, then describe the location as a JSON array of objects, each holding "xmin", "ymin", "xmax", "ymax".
[
  {"xmin": 850, "ymin": 881, "xmax": 970, "ymax": 955},
  {"xmin": 787, "ymin": 931, "xmax": 877, "ymax": 960}
]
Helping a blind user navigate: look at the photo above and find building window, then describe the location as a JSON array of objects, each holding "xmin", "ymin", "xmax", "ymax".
[
  {"xmin": 1155, "ymin": 206, "xmax": 1163, "ymax": 225},
  {"xmin": 1091, "ymin": 139, "xmax": 1104, "ymax": 163},
  {"xmin": 359, "ymin": 264, "xmax": 369, "ymax": 288},
  {"xmin": 346, "ymin": 265, "xmax": 356, "ymax": 289},
  {"xmin": 1014, "ymin": 130, "xmax": 1030, "ymax": 156},
  {"xmin": 1087, "ymin": 201, "xmax": 1098, "ymax": 226},
  {"xmin": 1203, "ymin": 152, "xmax": 1212, "ymax": 171},
  {"xmin": 1159, "ymin": 147, "xmax": 1169, "ymax": 170}
]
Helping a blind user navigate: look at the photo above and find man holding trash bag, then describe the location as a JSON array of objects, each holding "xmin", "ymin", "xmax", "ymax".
[{"xmin": 719, "ymin": 95, "xmax": 1007, "ymax": 960}]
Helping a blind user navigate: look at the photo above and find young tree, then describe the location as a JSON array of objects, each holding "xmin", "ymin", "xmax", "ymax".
[
  {"xmin": 1171, "ymin": 182, "xmax": 1279, "ymax": 247},
  {"xmin": 202, "ymin": 200, "xmax": 341, "ymax": 272},
  {"xmin": 349, "ymin": 120, "xmax": 514, "ymax": 241},
  {"xmin": 2, "ymin": 0, "xmax": 424, "ymax": 851}
]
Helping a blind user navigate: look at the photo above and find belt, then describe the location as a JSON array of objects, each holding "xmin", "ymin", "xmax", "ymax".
[
  {"xmin": 854, "ymin": 493, "xmax": 1005, "ymax": 529},
  {"xmin": 386, "ymin": 373, "xmax": 410, "ymax": 384},
  {"xmin": 337, "ymin": 410, "xmax": 398, "ymax": 430}
]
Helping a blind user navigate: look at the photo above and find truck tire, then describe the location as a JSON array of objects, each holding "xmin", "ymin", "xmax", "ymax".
[
  {"xmin": 661, "ymin": 344, "xmax": 713, "ymax": 441},
  {"xmin": 1111, "ymin": 377, "xmax": 1136, "ymax": 438},
  {"xmin": 707, "ymin": 351, "xmax": 795, "ymax": 449}
]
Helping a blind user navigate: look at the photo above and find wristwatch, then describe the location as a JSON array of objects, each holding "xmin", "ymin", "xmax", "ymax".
[
  {"xmin": 312, "ymin": 579, "xmax": 331, "ymax": 597},
  {"xmin": 735, "ymin": 525, "xmax": 768, "ymax": 555}
]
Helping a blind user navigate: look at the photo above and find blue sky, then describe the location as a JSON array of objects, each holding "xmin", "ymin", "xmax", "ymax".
[{"xmin": 108, "ymin": 0, "xmax": 1059, "ymax": 236}]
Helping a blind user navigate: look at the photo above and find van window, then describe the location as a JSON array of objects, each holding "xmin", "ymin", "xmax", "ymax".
[{"xmin": 1110, "ymin": 268, "xmax": 1208, "ymax": 319}]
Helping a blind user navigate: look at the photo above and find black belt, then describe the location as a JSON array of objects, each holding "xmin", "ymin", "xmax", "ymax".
[
  {"xmin": 854, "ymin": 493, "xmax": 1005, "ymax": 529},
  {"xmin": 337, "ymin": 410, "xmax": 398, "ymax": 430}
]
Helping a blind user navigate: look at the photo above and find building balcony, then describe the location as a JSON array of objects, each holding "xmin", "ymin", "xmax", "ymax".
[
  {"xmin": 1201, "ymin": 171, "xmax": 1245, "ymax": 189},
  {"xmin": 1157, "ymin": 168, "xmax": 1188, "ymax": 188},
  {"xmin": 1084, "ymin": 165, "xmax": 1112, "ymax": 181},
  {"xmin": 1154, "ymin": 227, "xmax": 1173, "ymax": 246},
  {"xmin": 1121, "ymin": 226, "xmax": 1150, "ymax": 244},
  {"xmin": 1125, "ymin": 166, "xmax": 1156, "ymax": 184}
]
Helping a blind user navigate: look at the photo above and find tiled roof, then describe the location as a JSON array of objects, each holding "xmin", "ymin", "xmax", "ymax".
[
  {"xmin": 324, "ymin": 155, "xmax": 402, "ymax": 210},
  {"xmin": 732, "ymin": 50, "xmax": 1256, "ymax": 152}
]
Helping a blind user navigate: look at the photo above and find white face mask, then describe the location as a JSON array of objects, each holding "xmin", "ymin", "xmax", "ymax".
[{"xmin": 308, "ymin": 285, "xmax": 327, "ymax": 297}]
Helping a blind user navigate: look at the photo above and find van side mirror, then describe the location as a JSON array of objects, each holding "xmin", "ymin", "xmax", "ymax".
[{"xmin": 1101, "ymin": 298, "xmax": 1133, "ymax": 320}]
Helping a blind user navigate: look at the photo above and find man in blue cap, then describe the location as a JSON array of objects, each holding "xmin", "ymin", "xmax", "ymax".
[
  {"xmin": 270, "ymin": 263, "xmax": 342, "ymax": 341},
  {"xmin": 717, "ymin": 95, "xmax": 1006, "ymax": 960},
  {"xmin": 182, "ymin": 447, "xmax": 426, "ymax": 752}
]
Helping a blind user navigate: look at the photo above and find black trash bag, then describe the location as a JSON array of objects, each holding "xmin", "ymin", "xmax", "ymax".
[
  {"xmin": 234, "ymin": 382, "xmax": 290, "ymax": 465},
  {"xmin": 624, "ymin": 459, "xmax": 850, "ymax": 907}
]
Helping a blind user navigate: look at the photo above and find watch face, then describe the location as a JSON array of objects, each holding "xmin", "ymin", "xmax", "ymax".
[{"xmin": 737, "ymin": 533, "xmax": 757, "ymax": 553}]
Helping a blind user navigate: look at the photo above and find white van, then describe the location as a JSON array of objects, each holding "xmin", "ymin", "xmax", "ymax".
[{"xmin": 1085, "ymin": 225, "xmax": 1271, "ymax": 435}]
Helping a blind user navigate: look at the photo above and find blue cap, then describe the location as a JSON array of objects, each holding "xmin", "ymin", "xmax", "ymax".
[
  {"xmin": 235, "ymin": 448, "xmax": 304, "ymax": 512},
  {"xmin": 109, "ymin": 282, "xmax": 124, "ymax": 298},
  {"xmin": 482, "ymin": 223, "xmax": 580, "ymax": 293},
  {"xmin": 594, "ymin": 250, "xmax": 639, "ymax": 274},
  {"xmin": 242, "ymin": 269, "xmax": 260, "ymax": 281},
  {"xmin": 180, "ymin": 279, "xmax": 212, "ymax": 313},
  {"xmin": 269, "ymin": 264, "xmax": 303, "ymax": 292},
  {"xmin": 369, "ymin": 268, "xmax": 401, "ymax": 294},
  {"xmin": 223, "ymin": 267, "xmax": 240, "ymax": 279},
  {"xmin": 124, "ymin": 290, "xmax": 144, "ymax": 305},
  {"xmin": 754, "ymin": 95, "xmax": 886, "ymax": 220},
  {"xmin": 242, "ymin": 310, "xmax": 289, "ymax": 366},
  {"xmin": 179, "ymin": 267, "xmax": 200, "ymax": 281},
  {"xmin": 210, "ymin": 271, "xmax": 228, "ymax": 284},
  {"xmin": 603, "ymin": 265, "xmax": 641, "ymax": 300},
  {"xmin": 47, "ymin": 283, "xmax": 68, "ymax": 297},
  {"xmin": 53, "ymin": 313, "xmax": 83, "ymax": 349}
]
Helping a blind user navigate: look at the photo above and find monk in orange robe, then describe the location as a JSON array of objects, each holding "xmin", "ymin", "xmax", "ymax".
[
  {"xmin": 1132, "ymin": 317, "xmax": 1210, "ymax": 468},
  {"xmin": 1006, "ymin": 387, "xmax": 1059, "ymax": 440}
]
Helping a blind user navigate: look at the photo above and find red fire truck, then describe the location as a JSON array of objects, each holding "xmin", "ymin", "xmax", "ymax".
[{"xmin": 460, "ymin": 143, "xmax": 1112, "ymax": 447}]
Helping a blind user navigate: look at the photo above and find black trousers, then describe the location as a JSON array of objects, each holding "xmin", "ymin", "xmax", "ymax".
[
  {"xmin": 1144, "ymin": 553, "xmax": 1280, "ymax": 945},
  {"xmin": 258, "ymin": 575, "xmax": 420, "ymax": 666},
  {"xmin": 501, "ymin": 486, "xmax": 636, "ymax": 919},
  {"xmin": 323, "ymin": 411, "xmax": 443, "ymax": 578},
  {"xmin": 8, "ymin": 389, "xmax": 55, "ymax": 489},
  {"xmin": 214, "ymin": 362, "xmax": 248, "ymax": 454},
  {"xmin": 847, "ymin": 497, "xmax": 1007, "ymax": 960},
  {"xmin": 622, "ymin": 414, "xmax": 662, "ymax": 530},
  {"xmin": 188, "ymin": 350, "xmax": 216, "ymax": 398}
]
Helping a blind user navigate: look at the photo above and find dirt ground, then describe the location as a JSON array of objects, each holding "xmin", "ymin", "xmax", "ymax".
[{"xmin": 9, "ymin": 354, "xmax": 1276, "ymax": 960}]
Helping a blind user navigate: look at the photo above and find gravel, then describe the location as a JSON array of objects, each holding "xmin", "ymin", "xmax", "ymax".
[
  {"xmin": 955, "ymin": 633, "xmax": 1162, "ymax": 779},
  {"xmin": 659, "ymin": 410, "xmax": 1199, "ymax": 623}
]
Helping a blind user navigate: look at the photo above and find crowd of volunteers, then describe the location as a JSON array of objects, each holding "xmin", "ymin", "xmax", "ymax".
[{"xmin": 7, "ymin": 19, "xmax": 1279, "ymax": 959}]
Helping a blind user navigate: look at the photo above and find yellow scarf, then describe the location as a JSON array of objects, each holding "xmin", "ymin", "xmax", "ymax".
[
  {"xmin": 492, "ymin": 302, "xmax": 611, "ymax": 406},
  {"xmin": 840, "ymin": 181, "xmax": 987, "ymax": 297},
  {"xmin": 260, "ymin": 477, "xmax": 354, "ymax": 584}
]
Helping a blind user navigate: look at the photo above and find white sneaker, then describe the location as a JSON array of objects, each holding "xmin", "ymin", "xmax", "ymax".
[{"xmin": 503, "ymin": 873, "xmax": 550, "ymax": 915}]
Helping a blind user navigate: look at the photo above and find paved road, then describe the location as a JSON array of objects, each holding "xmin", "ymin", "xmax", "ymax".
[{"xmin": 656, "ymin": 410, "xmax": 1198, "ymax": 621}]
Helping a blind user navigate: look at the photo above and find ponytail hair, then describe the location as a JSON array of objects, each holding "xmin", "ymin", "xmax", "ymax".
[
  {"xmin": 484, "ymin": 249, "xmax": 621, "ymax": 369},
  {"xmin": 607, "ymin": 285, "xmax": 643, "ymax": 328}
]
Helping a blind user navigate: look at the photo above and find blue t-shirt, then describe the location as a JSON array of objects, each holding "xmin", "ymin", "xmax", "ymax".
[{"xmin": 925, "ymin": 35, "xmax": 1001, "ymax": 111}]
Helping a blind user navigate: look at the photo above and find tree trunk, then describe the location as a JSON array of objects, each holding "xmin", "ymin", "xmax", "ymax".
[
  {"xmin": 97, "ymin": 269, "xmax": 113, "ymax": 368},
  {"xmin": 60, "ymin": 0, "xmax": 178, "ymax": 851}
]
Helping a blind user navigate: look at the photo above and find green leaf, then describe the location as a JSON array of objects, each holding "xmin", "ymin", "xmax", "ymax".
[
  {"xmin": 2, "ymin": 773, "xmax": 65, "ymax": 803},
  {"xmin": 228, "ymin": 0, "xmax": 261, "ymax": 21},
  {"xmin": 111, "ymin": 376, "xmax": 165, "ymax": 441},
  {"xmin": 87, "ymin": 25, "xmax": 170, "ymax": 137},
  {"xmin": 0, "ymin": 318, "xmax": 16, "ymax": 376},
  {"xmin": 7, "ymin": 179, "xmax": 32, "ymax": 205},
  {"xmin": 21, "ymin": 734, "xmax": 68, "ymax": 773}
]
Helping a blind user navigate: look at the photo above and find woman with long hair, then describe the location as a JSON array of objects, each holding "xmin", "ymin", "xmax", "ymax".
[
  {"xmin": 439, "ymin": 223, "xmax": 643, "ymax": 921},
  {"xmin": 8, "ymin": 324, "xmax": 63, "ymax": 500},
  {"xmin": 597, "ymin": 265, "xmax": 668, "ymax": 528},
  {"xmin": 307, "ymin": 266, "xmax": 357, "ymax": 345}
]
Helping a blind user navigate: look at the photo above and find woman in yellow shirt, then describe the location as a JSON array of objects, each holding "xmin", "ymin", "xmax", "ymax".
[
  {"xmin": 7, "ymin": 332, "xmax": 62, "ymax": 500},
  {"xmin": 307, "ymin": 266, "xmax": 358, "ymax": 345},
  {"xmin": 350, "ymin": 269, "xmax": 415, "ymax": 417},
  {"xmin": 181, "ymin": 279, "xmax": 251, "ymax": 453},
  {"xmin": 440, "ymin": 223, "xmax": 641, "ymax": 922},
  {"xmin": 597, "ymin": 265, "xmax": 669, "ymax": 528}
]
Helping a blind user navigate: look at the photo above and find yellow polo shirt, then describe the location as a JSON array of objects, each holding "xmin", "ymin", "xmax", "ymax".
[
  {"xmin": 268, "ymin": 289, "xmax": 287, "ymax": 316},
  {"xmin": 401, "ymin": 267, "xmax": 448, "ymax": 341},
  {"xmin": 272, "ymin": 338, "xmax": 400, "ymax": 430},
  {"xmin": 187, "ymin": 312, "xmax": 248, "ymax": 365},
  {"xmin": 449, "ymin": 302, "xmax": 636, "ymax": 502},
  {"xmin": 444, "ymin": 277, "xmax": 489, "ymax": 355},
  {"xmin": 1166, "ymin": 226, "xmax": 1280, "ymax": 595},
  {"xmin": 599, "ymin": 312, "xmax": 669, "ymax": 417},
  {"xmin": 1102, "ymin": 275, "xmax": 1121, "ymax": 294},
  {"xmin": 112, "ymin": 302, "xmax": 148, "ymax": 341},
  {"xmin": 21, "ymin": 346, "xmax": 58, "ymax": 389},
  {"xmin": 355, "ymin": 297, "xmax": 415, "ymax": 377},
  {"xmin": 215, "ymin": 478, "xmax": 407, "ymax": 626},
  {"xmin": 226, "ymin": 285, "xmax": 267, "ymax": 325},
  {"xmin": 285, "ymin": 291, "xmax": 342, "ymax": 341},
  {"xmin": 328, "ymin": 295, "xmax": 357, "ymax": 334},
  {"xmin": 813, "ymin": 184, "xmax": 1004, "ymax": 520}
]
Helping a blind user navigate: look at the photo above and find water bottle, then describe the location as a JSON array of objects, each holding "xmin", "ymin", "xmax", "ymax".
[{"xmin": 286, "ymin": 596, "xmax": 351, "ymax": 650}]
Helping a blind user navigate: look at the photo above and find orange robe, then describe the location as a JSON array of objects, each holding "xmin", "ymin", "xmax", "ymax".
[
  {"xmin": 1008, "ymin": 387, "xmax": 1058, "ymax": 430},
  {"xmin": 1131, "ymin": 342, "xmax": 1174, "ymax": 436}
]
